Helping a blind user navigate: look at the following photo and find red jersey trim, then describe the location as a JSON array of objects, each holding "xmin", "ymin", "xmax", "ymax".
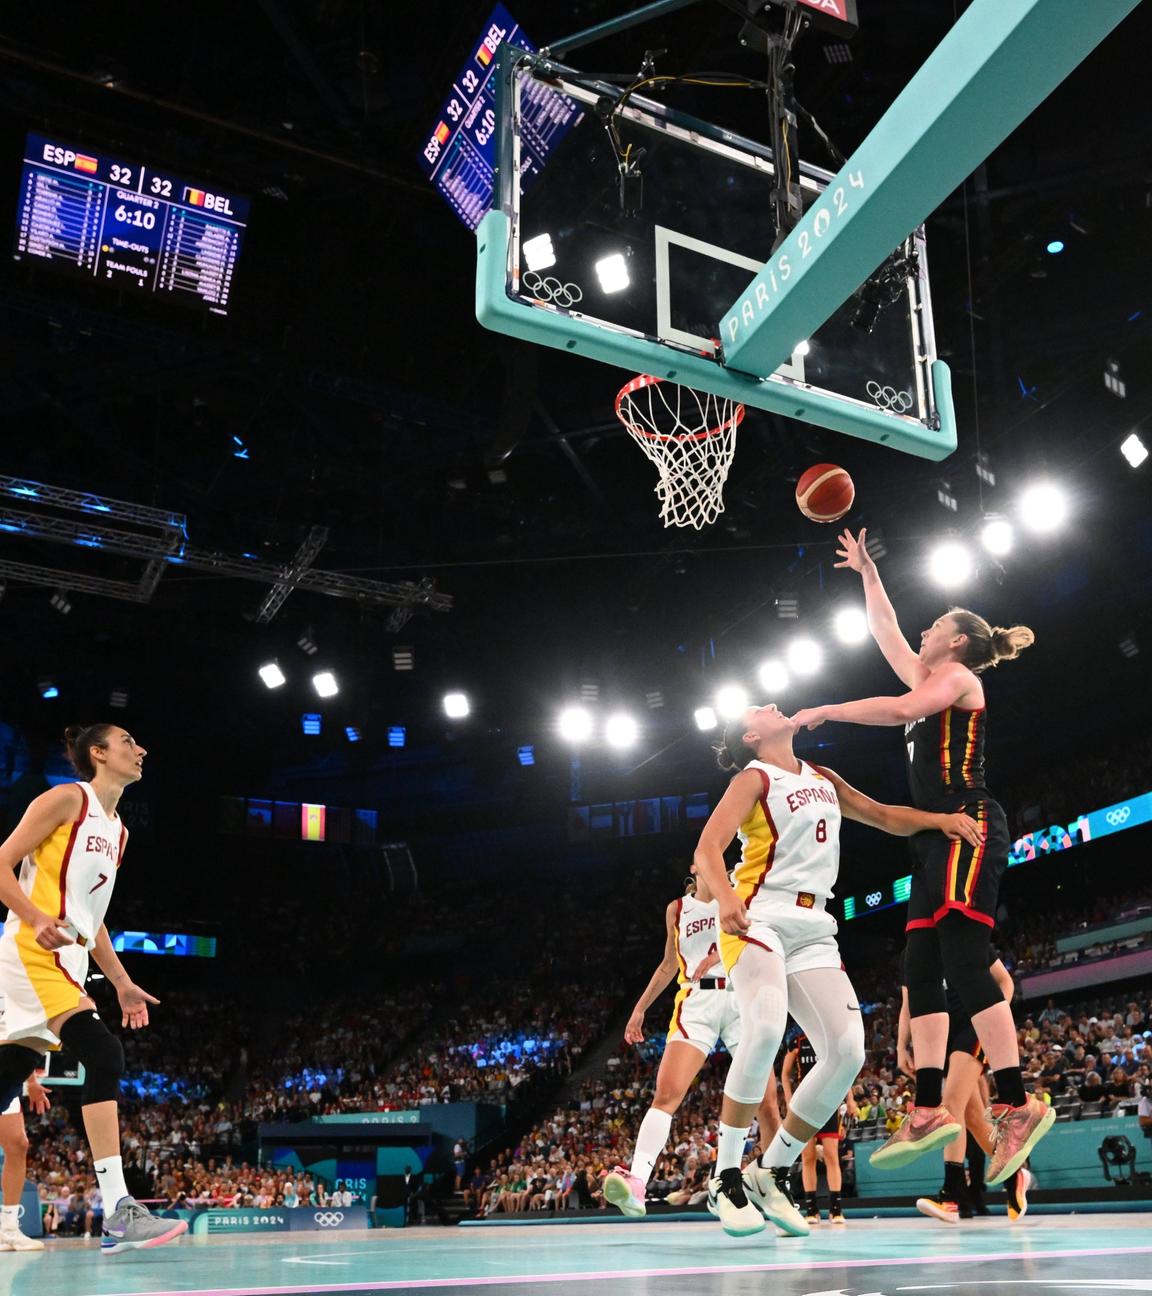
[{"xmin": 57, "ymin": 785, "xmax": 88, "ymax": 921}]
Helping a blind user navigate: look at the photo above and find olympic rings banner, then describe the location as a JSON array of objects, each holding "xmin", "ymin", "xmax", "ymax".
[
  {"xmin": 842, "ymin": 789, "xmax": 1151, "ymax": 921},
  {"xmin": 161, "ymin": 1206, "xmax": 371, "ymax": 1235}
]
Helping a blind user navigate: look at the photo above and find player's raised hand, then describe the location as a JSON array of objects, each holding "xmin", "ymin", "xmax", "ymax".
[{"xmin": 834, "ymin": 527, "xmax": 873, "ymax": 574}]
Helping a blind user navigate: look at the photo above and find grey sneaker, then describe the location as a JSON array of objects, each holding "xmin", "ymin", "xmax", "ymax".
[{"xmin": 102, "ymin": 1197, "xmax": 188, "ymax": 1254}]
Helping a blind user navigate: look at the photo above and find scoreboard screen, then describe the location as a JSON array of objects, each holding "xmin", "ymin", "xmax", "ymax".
[
  {"xmin": 418, "ymin": 3, "xmax": 582, "ymax": 231},
  {"xmin": 15, "ymin": 132, "xmax": 249, "ymax": 316}
]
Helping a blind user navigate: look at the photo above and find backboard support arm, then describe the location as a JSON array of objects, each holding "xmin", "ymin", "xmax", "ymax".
[{"xmin": 720, "ymin": 0, "xmax": 1143, "ymax": 378}]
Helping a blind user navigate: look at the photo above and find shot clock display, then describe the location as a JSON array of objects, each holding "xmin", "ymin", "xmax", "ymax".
[{"xmin": 14, "ymin": 132, "xmax": 249, "ymax": 316}]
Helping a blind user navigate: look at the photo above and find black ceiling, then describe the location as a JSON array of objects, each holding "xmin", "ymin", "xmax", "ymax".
[{"xmin": 0, "ymin": 1, "xmax": 1148, "ymax": 787}]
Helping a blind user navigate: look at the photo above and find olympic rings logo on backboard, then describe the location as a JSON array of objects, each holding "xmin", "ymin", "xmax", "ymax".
[
  {"xmin": 313, "ymin": 1211, "xmax": 345, "ymax": 1227},
  {"xmin": 522, "ymin": 271, "xmax": 583, "ymax": 308},
  {"xmin": 865, "ymin": 381, "xmax": 913, "ymax": 413},
  {"xmin": 866, "ymin": 891, "xmax": 883, "ymax": 907},
  {"xmin": 1106, "ymin": 807, "xmax": 1131, "ymax": 826}
]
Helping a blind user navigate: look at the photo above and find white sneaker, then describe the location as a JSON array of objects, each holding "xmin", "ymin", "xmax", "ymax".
[
  {"xmin": 743, "ymin": 1163, "xmax": 810, "ymax": 1237},
  {"xmin": 706, "ymin": 1168, "xmax": 766, "ymax": 1237},
  {"xmin": 0, "ymin": 1228, "xmax": 45, "ymax": 1251}
]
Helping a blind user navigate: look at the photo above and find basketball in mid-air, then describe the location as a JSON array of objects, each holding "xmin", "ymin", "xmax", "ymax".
[{"xmin": 795, "ymin": 463, "xmax": 855, "ymax": 523}]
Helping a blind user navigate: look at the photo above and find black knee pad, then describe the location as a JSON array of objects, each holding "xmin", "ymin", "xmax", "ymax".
[
  {"xmin": 938, "ymin": 915, "xmax": 1001, "ymax": 1017},
  {"xmin": 904, "ymin": 929, "xmax": 947, "ymax": 1018},
  {"xmin": 59, "ymin": 1010, "xmax": 125, "ymax": 1105},
  {"xmin": 0, "ymin": 1043, "xmax": 45, "ymax": 1109}
]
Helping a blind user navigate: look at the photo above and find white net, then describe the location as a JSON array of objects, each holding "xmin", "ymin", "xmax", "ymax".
[{"xmin": 614, "ymin": 375, "xmax": 744, "ymax": 530}]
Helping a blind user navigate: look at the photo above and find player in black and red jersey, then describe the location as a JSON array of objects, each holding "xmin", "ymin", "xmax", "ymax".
[{"xmin": 791, "ymin": 528, "xmax": 1051, "ymax": 1188}]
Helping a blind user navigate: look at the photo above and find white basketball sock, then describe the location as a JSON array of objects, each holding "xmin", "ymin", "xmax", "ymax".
[
  {"xmin": 716, "ymin": 1122, "xmax": 748, "ymax": 1173},
  {"xmin": 95, "ymin": 1155, "xmax": 129, "ymax": 1210},
  {"xmin": 760, "ymin": 1127, "xmax": 803, "ymax": 1170},
  {"xmin": 629, "ymin": 1107, "xmax": 673, "ymax": 1183},
  {"xmin": 0, "ymin": 1203, "xmax": 19, "ymax": 1230}
]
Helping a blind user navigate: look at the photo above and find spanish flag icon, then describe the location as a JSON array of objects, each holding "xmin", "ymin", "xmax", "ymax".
[
  {"xmin": 301, "ymin": 803, "xmax": 326, "ymax": 842},
  {"xmin": 434, "ymin": 122, "xmax": 451, "ymax": 144},
  {"xmin": 74, "ymin": 155, "xmax": 99, "ymax": 174}
]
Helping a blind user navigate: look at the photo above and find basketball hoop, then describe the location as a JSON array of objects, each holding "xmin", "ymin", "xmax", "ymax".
[{"xmin": 614, "ymin": 375, "xmax": 744, "ymax": 530}]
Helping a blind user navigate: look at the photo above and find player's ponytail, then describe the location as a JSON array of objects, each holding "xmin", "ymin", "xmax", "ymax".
[
  {"xmin": 64, "ymin": 723, "xmax": 115, "ymax": 779},
  {"xmin": 948, "ymin": 608, "xmax": 1035, "ymax": 674},
  {"xmin": 714, "ymin": 720, "xmax": 758, "ymax": 773}
]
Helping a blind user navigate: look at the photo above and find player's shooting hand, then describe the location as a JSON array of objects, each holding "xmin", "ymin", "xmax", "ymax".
[
  {"xmin": 938, "ymin": 812, "xmax": 985, "ymax": 847},
  {"xmin": 624, "ymin": 1011, "xmax": 645, "ymax": 1045},
  {"xmin": 718, "ymin": 894, "xmax": 751, "ymax": 936},
  {"xmin": 30, "ymin": 910, "xmax": 74, "ymax": 951},
  {"xmin": 834, "ymin": 527, "xmax": 874, "ymax": 574}
]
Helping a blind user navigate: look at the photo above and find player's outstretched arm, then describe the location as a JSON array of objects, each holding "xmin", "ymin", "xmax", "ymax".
[
  {"xmin": 792, "ymin": 661, "xmax": 976, "ymax": 731},
  {"xmin": 835, "ymin": 528, "xmax": 927, "ymax": 689},
  {"xmin": 816, "ymin": 765, "xmax": 985, "ymax": 845},
  {"xmin": 624, "ymin": 902, "xmax": 681, "ymax": 1044}
]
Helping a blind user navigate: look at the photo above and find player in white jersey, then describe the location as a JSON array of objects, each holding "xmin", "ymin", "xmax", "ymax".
[
  {"xmin": 0, "ymin": 724, "xmax": 186, "ymax": 1255},
  {"xmin": 693, "ymin": 702, "xmax": 984, "ymax": 1238},
  {"xmin": 0, "ymin": 992, "xmax": 50, "ymax": 1251},
  {"xmin": 603, "ymin": 866, "xmax": 781, "ymax": 1217}
]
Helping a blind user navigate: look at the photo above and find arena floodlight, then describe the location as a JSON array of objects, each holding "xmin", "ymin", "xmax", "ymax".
[
  {"xmin": 259, "ymin": 662, "xmax": 286, "ymax": 689},
  {"xmin": 605, "ymin": 713, "xmax": 639, "ymax": 749},
  {"xmin": 522, "ymin": 232, "xmax": 556, "ymax": 272},
  {"xmin": 594, "ymin": 252, "xmax": 630, "ymax": 294},
  {"xmin": 928, "ymin": 540, "xmax": 974, "ymax": 587},
  {"xmin": 1120, "ymin": 432, "xmax": 1148, "ymax": 468},
  {"xmin": 980, "ymin": 518, "xmax": 1014, "ymax": 557},
  {"xmin": 443, "ymin": 692, "xmax": 470, "ymax": 719},
  {"xmin": 312, "ymin": 670, "xmax": 339, "ymax": 698},
  {"xmin": 786, "ymin": 638, "xmax": 823, "ymax": 677},
  {"xmin": 757, "ymin": 660, "xmax": 790, "ymax": 692},
  {"xmin": 1018, "ymin": 481, "xmax": 1069, "ymax": 535},
  {"xmin": 558, "ymin": 705, "xmax": 594, "ymax": 742},
  {"xmin": 694, "ymin": 706, "xmax": 718, "ymax": 731},
  {"xmin": 833, "ymin": 608, "xmax": 869, "ymax": 645},
  {"xmin": 715, "ymin": 684, "xmax": 748, "ymax": 719}
]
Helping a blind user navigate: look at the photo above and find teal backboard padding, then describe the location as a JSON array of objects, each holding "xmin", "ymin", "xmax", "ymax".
[
  {"xmin": 722, "ymin": 0, "xmax": 1142, "ymax": 377},
  {"xmin": 477, "ymin": 209, "xmax": 956, "ymax": 461}
]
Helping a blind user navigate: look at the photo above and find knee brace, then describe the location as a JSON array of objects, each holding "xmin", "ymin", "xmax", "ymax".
[
  {"xmin": 59, "ymin": 1011, "xmax": 125, "ymax": 1105},
  {"xmin": 938, "ymin": 916, "xmax": 1001, "ymax": 1017},
  {"xmin": 0, "ymin": 1043, "xmax": 45, "ymax": 1109},
  {"xmin": 904, "ymin": 929, "xmax": 948, "ymax": 1019},
  {"xmin": 724, "ymin": 982, "xmax": 788, "ymax": 1105}
]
